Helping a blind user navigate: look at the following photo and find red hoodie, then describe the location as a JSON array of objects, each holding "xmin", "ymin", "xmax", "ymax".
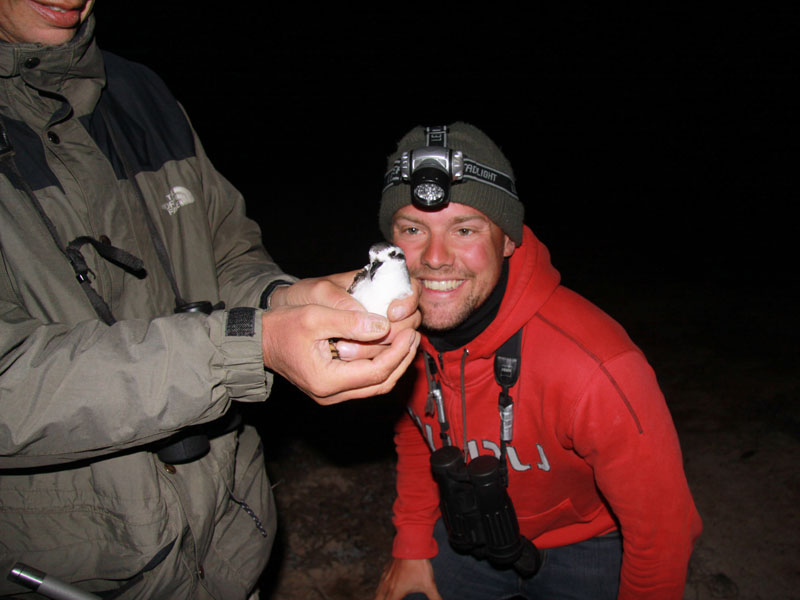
[{"xmin": 391, "ymin": 226, "xmax": 702, "ymax": 599}]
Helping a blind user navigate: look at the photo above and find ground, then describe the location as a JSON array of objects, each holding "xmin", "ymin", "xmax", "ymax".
[{"xmin": 252, "ymin": 275, "xmax": 800, "ymax": 599}]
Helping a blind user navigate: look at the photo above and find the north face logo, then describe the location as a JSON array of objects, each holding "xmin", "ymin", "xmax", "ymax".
[{"xmin": 162, "ymin": 186, "xmax": 195, "ymax": 215}]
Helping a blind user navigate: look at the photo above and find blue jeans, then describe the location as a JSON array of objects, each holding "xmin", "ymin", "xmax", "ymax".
[{"xmin": 405, "ymin": 519, "xmax": 622, "ymax": 600}]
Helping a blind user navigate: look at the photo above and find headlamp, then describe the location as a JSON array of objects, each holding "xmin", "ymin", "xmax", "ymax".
[
  {"xmin": 383, "ymin": 125, "xmax": 519, "ymax": 209},
  {"xmin": 401, "ymin": 145, "xmax": 464, "ymax": 208},
  {"xmin": 399, "ymin": 126, "xmax": 462, "ymax": 209}
]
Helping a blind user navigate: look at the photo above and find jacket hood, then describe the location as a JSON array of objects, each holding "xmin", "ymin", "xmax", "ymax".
[{"xmin": 420, "ymin": 225, "xmax": 561, "ymax": 361}]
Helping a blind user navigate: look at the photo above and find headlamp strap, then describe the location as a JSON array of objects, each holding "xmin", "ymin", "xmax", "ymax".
[
  {"xmin": 425, "ymin": 125, "xmax": 448, "ymax": 147},
  {"xmin": 461, "ymin": 157, "xmax": 518, "ymax": 200},
  {"xmin": 382, "ymin": 125, "xmax": 518, "ymax": 200},
  {"xmin": 383, "ymin": 156, "xmax": 518, "ymax": 200}
]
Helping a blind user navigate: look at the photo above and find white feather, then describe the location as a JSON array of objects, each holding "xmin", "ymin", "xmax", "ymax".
[{"xmin": 349, "ymin": 243, "xmax": 412, "ymax": 317}]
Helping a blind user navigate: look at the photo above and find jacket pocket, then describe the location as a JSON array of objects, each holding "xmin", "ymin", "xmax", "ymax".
[
  {"xmin": 516, "ymin": 496, "xmax": 602, "ymax": 538},
  {"xmin": 0, "ymin": 451, "xmax": 178, "ymax": 595}
]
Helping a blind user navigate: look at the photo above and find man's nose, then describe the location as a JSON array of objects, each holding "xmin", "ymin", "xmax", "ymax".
[{"xmin": 420, "ymin": 234, "xmax": 453, "ymax": 270}]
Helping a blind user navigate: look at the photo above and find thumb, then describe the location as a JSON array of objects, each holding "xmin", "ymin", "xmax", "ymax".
[{"xmin": 319, "ymin": 306, "xmax": 391, "ymax": 342}]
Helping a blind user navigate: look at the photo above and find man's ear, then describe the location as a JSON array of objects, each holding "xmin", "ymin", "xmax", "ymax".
[{"xmin": 503, "ymin": 236, "xmax": 516, "ymax": 258}]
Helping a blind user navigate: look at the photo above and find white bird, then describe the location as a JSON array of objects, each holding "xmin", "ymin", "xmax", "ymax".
[{"xmin": 348, "ymin": 242, "xmax": 412, "ymax": 317}]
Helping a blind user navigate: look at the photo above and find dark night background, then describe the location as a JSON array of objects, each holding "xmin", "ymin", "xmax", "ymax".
[
  {"xmin": 93, "ymin": 4, "xmax": 797, "ymax": 598},
  {"xmin": 92, "ymin": 4, "xmax": 795, "ymax": 288}
]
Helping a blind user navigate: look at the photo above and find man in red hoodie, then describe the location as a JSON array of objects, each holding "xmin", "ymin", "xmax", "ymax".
[{"xmin": 374, "ymin": 123, "xmax": 702, "ymax": 600}]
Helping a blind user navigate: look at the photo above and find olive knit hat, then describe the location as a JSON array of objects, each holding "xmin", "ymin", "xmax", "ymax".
[{"xmin": 379, "ymin": 122, "xmax": 525, "ymax": 245}]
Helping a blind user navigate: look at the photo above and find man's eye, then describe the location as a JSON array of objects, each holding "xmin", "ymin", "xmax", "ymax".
[
  {"xmin": 403, "ymin": 227, "xmax": 419, "ymax": 235},
  {"xmin": 457, "ymin": 228, "xmax": 473, "ymax": 236}
]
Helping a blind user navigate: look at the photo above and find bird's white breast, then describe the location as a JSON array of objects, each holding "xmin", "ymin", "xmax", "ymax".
[{"xmin": 349, "ymin": 243, "xmax": 412, "ymax": 316}]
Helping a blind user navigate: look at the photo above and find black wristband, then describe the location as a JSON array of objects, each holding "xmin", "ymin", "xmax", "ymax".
[{"xmin": 259, "ymin": 279, "xmax": 293, "ymax": 309}]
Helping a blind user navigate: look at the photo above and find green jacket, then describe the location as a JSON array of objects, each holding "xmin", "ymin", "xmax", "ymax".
[{"xmin": 0, "ymin": 18, "xmax": 287, "ymax": 598}]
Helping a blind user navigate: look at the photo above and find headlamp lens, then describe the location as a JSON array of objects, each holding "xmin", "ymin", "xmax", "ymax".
[
  {"xmin": 414, "ymin": 183, "xmax": 446, "ymax": 203},
  {"xmin": 410, "ymin": 165, "xmax": 451, "ymax": 209}
]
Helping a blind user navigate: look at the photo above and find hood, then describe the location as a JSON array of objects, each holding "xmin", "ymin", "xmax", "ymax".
[{"xmin": 420, "ymin": 225, "xmax": 561, "ymax": 361}]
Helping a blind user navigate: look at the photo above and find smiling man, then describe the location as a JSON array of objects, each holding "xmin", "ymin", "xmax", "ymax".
[
  {"xmin": 375, "ymin": 123, "xmax": 702, "ymax": 600},
  {"xmin": 392, "ymin": 203, "xmax": 515, "ymax": 332}
]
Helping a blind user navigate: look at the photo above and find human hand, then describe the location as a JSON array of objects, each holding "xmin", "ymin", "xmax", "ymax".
[
  {"xmin": 260, "ymin": 303, "xmax": 420, "ymax": 405},
  {"xmin": 374, "ymin": 558, "xmax": 442, "ymax": 600},
  {"xmin": 270, "ymin": 273, "xmax": 421, "ymax": 360},
  {"xmin": 336, "ymin": 276, "xmax": 421, "ymax": 360},
  {"xmin": 268, "ymin": 271, "xmax": 364, "ymax": 312}
]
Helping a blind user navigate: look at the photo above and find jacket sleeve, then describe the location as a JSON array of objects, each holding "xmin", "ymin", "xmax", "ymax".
[
  {"xmin": 391, "ymin": 368, "xmax": 441, "ymax": 559},
  {"xmin": 0, "ymin": 299, "xmax": 268, "ymax": 468},
  {"xmin": 569, "ymin": 350, "xmax": 702, "ymax": 599}
]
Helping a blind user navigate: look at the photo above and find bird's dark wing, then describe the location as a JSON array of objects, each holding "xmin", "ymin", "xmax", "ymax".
[{"xmin": 347, "ymin": 268, "xmax": 369, "ymax": 294}]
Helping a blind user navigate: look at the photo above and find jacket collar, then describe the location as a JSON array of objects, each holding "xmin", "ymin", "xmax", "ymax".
[{"xmin": 0, "ymin": 16, "xmax": 105, "ymax": 121}]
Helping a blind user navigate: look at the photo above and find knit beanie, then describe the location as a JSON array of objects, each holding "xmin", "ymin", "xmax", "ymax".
[{"xmin": 379, "ymin": 122, "xmax": 524, "ymax": 245}]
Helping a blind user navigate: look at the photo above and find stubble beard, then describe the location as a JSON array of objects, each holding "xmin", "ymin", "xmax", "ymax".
[
  {"xmin": 412, "ymin": 269, "xmax": 482, "ymax": 333},
  {"xmin": 420, "ymin": 298, "xmax": 480, "ymax": 332}
]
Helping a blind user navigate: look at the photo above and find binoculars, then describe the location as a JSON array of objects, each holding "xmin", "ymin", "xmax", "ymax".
[{"xmin": 430, "ymin": 445, "xmax": 541, "ymax": 578}]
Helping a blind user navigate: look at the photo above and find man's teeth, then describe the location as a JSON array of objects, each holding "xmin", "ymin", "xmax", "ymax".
[
  {"xmin": 48, "ymin": 6, "xmax": 67, "ymax": 12},
  {"xmin": 422, "ymin": 280, "xmax": 463, "ymax": 291}
]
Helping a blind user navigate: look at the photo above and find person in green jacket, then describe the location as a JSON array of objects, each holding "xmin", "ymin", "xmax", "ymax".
[{"xmin": 0, "ymin": 1, "xmax": 420, "ymax": 598}]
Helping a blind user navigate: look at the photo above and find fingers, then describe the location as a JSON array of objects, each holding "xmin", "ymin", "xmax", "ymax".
[
  {"xmin": 261, "ymin": 306, "xmax": 420, "ymax": 406},
  {"xmin": 261, "ymin": 269, "xmax": 423, "ymax": 404},
  {"xmin": 272, "ymin": 272, "xmax": 365, "ymax": 313},
  {"xmin": 314, "ymin": 275, "xmax": 364, "ymax": 312},
  {"xmin": 334, "ymin": 340, "xmax": 383, "ymax": 361},
  {"xmin": 309, "ymin": 328, "xmax": 420, "ymax": 405},
  {"xmin": 374, "ymin": 558, "xmax": 442, "ymax": 600},
  {"xmin": 387, "ymin": 277, "xmax": 421, "ymax": 322},
  {"xmin": 278, "ymin": 303, "xmax": 392, "ymax": 342},
  {"xmin": 334, "ymin": 303, "xmax": 421, "ymax": 360},
  {"xmin": 379, "ymin": 279, "xmax": 421, "ymax": 346},
  {"xmin": 273, "ymin": 271, "xmax": 421, "ymax": 320},
  {"xmin": 386, "ymin": 309, "xmax": 422, "ymax": 342},
  {"xmin": 327, "ymin": 307, "xmax": 392, "ymax": 342}
]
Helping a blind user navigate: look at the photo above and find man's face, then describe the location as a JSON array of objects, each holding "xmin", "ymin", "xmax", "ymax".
[
  {"xmin": 0, "ymin": 0, "xmax": 95, "ymax": 45},
  {"xmin": 392, "ymin": 203, "xmax": 516, "ymax": 332}
]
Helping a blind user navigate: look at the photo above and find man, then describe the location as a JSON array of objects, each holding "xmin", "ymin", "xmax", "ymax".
[
  {"xmin": 0, "ymin": 2, "xmax": 420, "ymax": 598},
  {"xmin": 374, "ymin": 123, "xmax": 702, "ymax": 600}
]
